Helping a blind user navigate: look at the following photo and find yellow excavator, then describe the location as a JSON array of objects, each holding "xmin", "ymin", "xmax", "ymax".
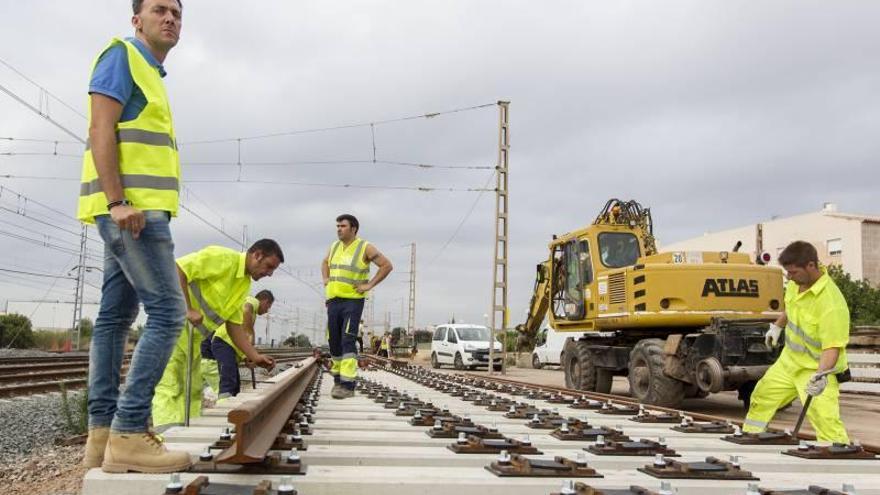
[{"xmin": 517, "ymin": 199, "xmax": 785, "ymax": 407}]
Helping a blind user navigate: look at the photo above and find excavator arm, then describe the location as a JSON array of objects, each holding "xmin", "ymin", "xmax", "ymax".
[{"xmin": 516, "ymin": 259, "xmax": 551, "ymax": 350}]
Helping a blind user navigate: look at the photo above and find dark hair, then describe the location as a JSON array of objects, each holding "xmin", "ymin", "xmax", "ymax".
[
  {"xmin": 133, "ymin": 0, "xmax": 183, "ymax": 14},
  {"xmin": 336, "ymin": 214, "xmax": 359, "ymax": 233},
  {"xmin": 248, "ymin": 238, "xmax": 285, "ymax": 263},
  {"xmin": 255, "ymin": 289, "xmax": 275, "ymax": 303},
  {"xmin": 778, "ymin": 241, "xmax": 818, "ymax": 268}
]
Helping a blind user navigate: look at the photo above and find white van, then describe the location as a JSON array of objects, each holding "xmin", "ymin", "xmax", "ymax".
[
  {"xmin": 430, "ymin": 324, "xmax": 502, "ymax": 370},
  {"xmin": 532, "ymin": 327, "xmax": 587, "ymax": 369}
]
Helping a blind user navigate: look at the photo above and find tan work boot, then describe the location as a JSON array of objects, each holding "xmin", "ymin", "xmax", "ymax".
[
  {"xmin": 102, "ymin": 431, "xmax": 192, "ymax": 473},
  {"xmin": 82, "ymin": 427, "xmax": 110, "ymax": 468}
]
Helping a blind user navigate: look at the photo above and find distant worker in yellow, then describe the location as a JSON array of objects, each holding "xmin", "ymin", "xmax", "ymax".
[
  {"xmin": 151, "ymin": 240, "xmax": 283, "ymax": 428},
  {"xmin": 211, "ymin": 290, "xmax": 275, "ymax": 398},
  {"xmin": 322, "ymin": 214, "xmax": 393, "ymax": 399},
  {"xmin": 744, "ymin": 241, "xmax": 850, "ymax": 443}
]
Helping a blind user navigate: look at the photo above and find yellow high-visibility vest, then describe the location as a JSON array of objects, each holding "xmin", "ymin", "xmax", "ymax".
[
  {"xmin": 77, "ymin": 38, "xmax": 180, "ymax": 223},
  {"xmin": 214, "ymin": 296, "xmax": 259, "ymax": 361},
  {"xmin": 325, "ymin": 238, "xmax": 370, "ymax": 299},
  {"xmin": 177, "ymin": 247, "xmax": 251, "ymax": 338},
  {"xmin": 781, "ymin": 267, "xmax": 849, "ymax": 372}
]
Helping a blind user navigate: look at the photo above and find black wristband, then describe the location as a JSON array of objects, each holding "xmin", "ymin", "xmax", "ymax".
[{"xmin": 107, "ymin": 199, "xmax": 131, "ymax": 210}]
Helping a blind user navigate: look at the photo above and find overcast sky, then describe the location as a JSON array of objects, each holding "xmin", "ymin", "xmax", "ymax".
[{"xmin": 1, "ymin": 1, "xmax": 878, "ymax": 344}]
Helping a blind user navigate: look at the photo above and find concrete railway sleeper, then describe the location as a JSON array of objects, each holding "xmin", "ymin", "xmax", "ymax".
[{"xmin": 81, "ymin": 356, "xmax": 880, "ymax": 495}]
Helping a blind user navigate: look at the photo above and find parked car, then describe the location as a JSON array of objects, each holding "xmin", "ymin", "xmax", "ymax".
[
  {"xmin": 531, "ymin": 327, "xmax": 587, "ymax": 369},
  {"xmin": 430, "ymin": 324, "xmax": 502, "ymax": 370}
]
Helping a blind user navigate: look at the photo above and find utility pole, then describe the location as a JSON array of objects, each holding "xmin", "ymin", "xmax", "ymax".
[
  {"xmin": 488, "ymin": 101, "xmax": 510, "ymax": 375},
  {"xmin": 71, "ymin": 225, "xmax": 88, "ymax": 351},
  {"xmin": 407, "ymin": 243, "xmax": 416, "ymax": 335}
]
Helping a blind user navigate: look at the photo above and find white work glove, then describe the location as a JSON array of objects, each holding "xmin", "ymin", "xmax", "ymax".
[
  {"xmin": 806, "ymin": 372, "xmax": 828, "ymax": 397},
  {"xmin": 764, "ymin": 323, "xmax": 783, "ymax": 348}
]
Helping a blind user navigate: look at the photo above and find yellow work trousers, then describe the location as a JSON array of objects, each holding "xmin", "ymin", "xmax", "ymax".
[
  {"xmin": 743, "ymin": 359, "xmax": 848, "ymax": 443},
  {"xmin": 151, "ymin": 329, "xmax": 204, "ymax": 429},
  {"xmin": 200, "ymin": 358, "xmax": 219, "ymax": 393}
]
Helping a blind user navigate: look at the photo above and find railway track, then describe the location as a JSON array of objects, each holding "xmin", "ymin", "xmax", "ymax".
[
  {"xmin": 81, "ymin": 355, "xmax": 880, "ymax": 495},
  {"xmin": 0, "ymin": 348, "xmax": 312, "ymax": 398}
]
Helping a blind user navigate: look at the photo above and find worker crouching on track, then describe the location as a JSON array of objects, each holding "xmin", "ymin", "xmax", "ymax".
[
  {"xmin": 211, "ymin": 290, "xmax": 275, "ymax": 399},
  {"xmin": 744, "ymin": 241, "xmax": 851, "ymax": 443},
  {"xmin": 321, "ymin": 214, "xmax": 393, "ymax": 399},
  {"xmin": 151, "ymin": 240, "xmax": 282, "ymax": 429}
]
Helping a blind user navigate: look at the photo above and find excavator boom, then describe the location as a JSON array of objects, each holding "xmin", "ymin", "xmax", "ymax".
[{"xmin": 516, "ymin": 260, "xmax": 550, "ymax": 350}]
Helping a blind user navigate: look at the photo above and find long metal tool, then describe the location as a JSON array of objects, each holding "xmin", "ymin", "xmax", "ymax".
[
  {"xmin": 184, "ymin": 322, "xmax": 194, "ymax": 427},
  {"xmin": 251, "ymin": 367, "xmax": 257, "ymax": 389},
  {"xmin": 793, "ymin": 369, "xmax": 835, "ymax": 436}
]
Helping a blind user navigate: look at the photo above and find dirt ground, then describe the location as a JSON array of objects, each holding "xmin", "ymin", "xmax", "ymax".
[
  {"xmin": 408, "ymin": 351, "xmax": 880, "ymax": 445},
  {"xmin": 1, "ymin": 444, "xmax": 87, "ymax": 495}
]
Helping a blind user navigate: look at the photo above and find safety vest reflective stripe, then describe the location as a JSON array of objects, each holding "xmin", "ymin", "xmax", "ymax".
[
  {"xmin": 786, "ymin": 320, "xmax": 822, "ymax": 349},
  {"xmin": 329, "ymin": 265, "xmax": 369, "ymax": 274},
  {"xmin": 785, "ymin": 332, "xmax": 821, "ymax": 361},
  {"xmin": 193, "ymin": 322, "xmax": 212, "ymax": 339},
  {"xmin": 328, "ymin": 241, "xmax": 367, "ymax": 272},
  {"xmin": 743, "ymin": 418, "xmax": 767, "ymax": 429},
  {"xmin": 189, "ymin": 282, "xmax": 225, "ymax": 327},
  {"xmin": 85, "ymin": 128, "xmax": 177, "ymax": 150},
  {"xmin": 328, "ymin": 275, "xmax": 366, "ymax": 285},
  {"xmin": 79, "ymin": 175, "xmax": 179, "ymax": 196},
  {"xmin": 342, "ymin": 352, "xmax": 357, "ymax": 359}
]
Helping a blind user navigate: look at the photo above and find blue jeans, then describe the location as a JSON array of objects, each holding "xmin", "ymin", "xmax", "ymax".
[
  {"xmin": 211, "ymin": 338, "xmax": 241, "ymax": 397},
  {"xmin": 88, "ymin": 211, "xmax": 186, "ymax": 433}
]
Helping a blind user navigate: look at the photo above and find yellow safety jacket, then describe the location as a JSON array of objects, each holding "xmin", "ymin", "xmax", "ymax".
[
  {"xmin": 325, "ymin": 238, "xmax": 370, "ymax": 300},
  {"xmin": 781, "ymin": 268, "xmax": 849, "ymax": 372},
  {"xmin": 177, "ymin": 246, "xmax": 252, "ymax": 338},
  {"xmin": 214, "ymin": 295, "xmax": 259, "ymax": 361},
  {"xmin": 77, "ymin": 37, "xmax": 180, "ymax": 223}
]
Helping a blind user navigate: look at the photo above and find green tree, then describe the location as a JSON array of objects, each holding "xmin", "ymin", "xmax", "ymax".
[
  {"xmin": 827, "ymin": 265, "xmax": 880, "ymax": 325},
  {"xmin": 0, "ymin": 313, "xmax": 35, "ymax": 348},
  {"xmin": 78, "ymin": 317, "xmax": 94, "ymax": 339},
  {"xmin": 283, "ymin": 333, "xmax": 312, "ymax": 348}
]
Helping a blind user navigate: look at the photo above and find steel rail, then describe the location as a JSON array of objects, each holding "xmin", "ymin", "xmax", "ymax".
[
  {"xmin": 0, "ymin": 378, "xmax": 87, "ymax": 398},
  {"xmin": 215, "ymin": 356, "xmax": 318, "ymax": 464},
  {"xmin": 0, "ymin": 368, "xmax": 87, "ymax": 384},
  {"xmin": 364, "ymin": 354, "xmax": 880, "ymax": 454}
]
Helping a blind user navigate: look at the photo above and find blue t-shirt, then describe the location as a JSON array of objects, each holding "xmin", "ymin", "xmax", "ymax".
[{"xmin": 88, "ymin": 37, "xmax": 167, "ymax": 123}]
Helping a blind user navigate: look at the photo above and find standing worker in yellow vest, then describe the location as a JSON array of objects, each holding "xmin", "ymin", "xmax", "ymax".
[
  {"xmin": 79, "ymin": 0, "xmax": 191, "ymax": 474},
  {"xmin": 212, "ymin": 290, "xmax": 275, "ymax": 399},
  {"xmin": 151, "ymin": 240, "xmax": 283, "ymax": 429},
  {"xmin": 743, "ymin": 241, "xmax": 851, "ymax": 443},
  {"xmin": 322, "ymin": 214, "xmax": 393, "ymax": 399}
]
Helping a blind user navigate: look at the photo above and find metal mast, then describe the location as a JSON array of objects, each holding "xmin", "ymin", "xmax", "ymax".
[
  {"xmin": 407, "ymin": 243, "xmax": 416, "ymax": 335},
  {"xmin": 488, "ymin": 101, "xmax": 510, "ymax": 374},
  {"xmin": 71, "ymin": 225, "xmax": 88, "ymax": 350}
]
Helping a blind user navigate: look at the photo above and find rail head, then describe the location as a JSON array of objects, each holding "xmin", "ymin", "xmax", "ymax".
[{"xmin": 217, "ymin": 356, "xmax": 318, "ymax": 464}]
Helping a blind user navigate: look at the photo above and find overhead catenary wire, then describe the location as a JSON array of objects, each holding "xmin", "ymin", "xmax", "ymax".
[
  {"xmin": 0, "ymin": 174, "xmax": 494, "ymax": 193},
  {"xmin": 179, "ymin": 102, "xmax": 497, "ymax": 146}
]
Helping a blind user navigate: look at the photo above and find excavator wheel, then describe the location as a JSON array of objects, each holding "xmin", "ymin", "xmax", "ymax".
[
  {"xmin": 562, "ymin": 339, "xmax": 612, "ymax": 393},
  {"xmin": 628, "ymin": 338, "xmax": 684, "ymax": 408}
]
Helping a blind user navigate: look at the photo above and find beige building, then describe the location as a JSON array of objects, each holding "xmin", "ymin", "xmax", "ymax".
[{"xmin": 661, "ymin": 203, "xmax": 880, "ymax": 285}]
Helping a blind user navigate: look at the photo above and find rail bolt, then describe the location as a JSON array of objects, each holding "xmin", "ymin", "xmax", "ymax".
[
  {"xmin": 164, "ymin": 473, "xmax": 183, "ymax": 494},
  {"xmin": 286, "ymin": 449, "xmax": 301, "ymax": 464},
  {"xmin": 457, "ymin": 432, "xmax": 468, "ymax": 445},
  {"xmin": 278, "ymin": 475, "xmax": 296, "ymax": 495},
  {"xmin": 575, "ymin": 452, "xmax": 587, "ymax": 467},
  {"xmin": 220, "ymin": 428, "xmax": 232, "ymax": 441},
  {"xmin": 658, "ymin": 481, "xmax": 674, "ymax": 495},
  {"xmin": 559, "ymin": 480, "xmax": 576, "ymax": 495},
  {"xmin": 653, "ymin": 454, "xmax": 666, "ymax": 467},
  {"xmin": 595, "ymin": 435, "xmax": 605, "ymax": 446},
  {"xmin": 199, "ymin": 447, "xmax": 213, "ymax": 462},
  {"xmin": 433, "ymin": 419, "xmax": 443, "ymax": 431}
]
